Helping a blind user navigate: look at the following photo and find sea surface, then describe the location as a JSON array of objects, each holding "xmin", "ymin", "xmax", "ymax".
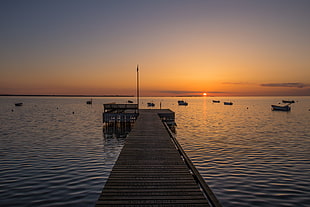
[{"xmin": 0, "ymin": 96, "xmax": 309, "ymax": 207}]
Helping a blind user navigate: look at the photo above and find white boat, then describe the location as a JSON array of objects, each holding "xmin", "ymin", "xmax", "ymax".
[
  {"xmin": 178, "ymin": 100, "xmax": 188, "ymax": 106},
  {"xmin": 271, "ymin": 104, "xmax": 291, "ymax": 111},
  {"xmin": 224, "ymin": 102, "xmax": 233, "ymax": 105},
  {"xmin": 15, "ymin": 102, "xmax": 23, "ymax": 106},
  {"xmin": 147, "ymin": 102, "xmax": 155, "ymax": 107},
  {"xmin": 212, "ymin": 100, "xmax": 220, "ymax": 103}
]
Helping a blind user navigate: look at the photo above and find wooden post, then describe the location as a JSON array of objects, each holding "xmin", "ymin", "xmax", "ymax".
[{"xmin": 136, "ymin": 65, "xmax": 139, "ymax": 110}]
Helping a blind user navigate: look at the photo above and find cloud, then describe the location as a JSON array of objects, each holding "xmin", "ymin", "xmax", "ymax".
[
  {"xmin": 159, "ymin": 90, "xmax": 226, "ymax": 94},
  {"xmin": 222, "ymin": 82, "xmax": 250, "ymax": 85},
  {"xmin": 205, "ymin": 91, "xmax": 227, "ymax": 94},
  {"xmin": 260, "ymin": 82, "xmax": 309, "ymax": 88}
]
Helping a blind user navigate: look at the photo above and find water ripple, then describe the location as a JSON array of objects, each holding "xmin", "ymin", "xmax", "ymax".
[
  {"xmin": 1, "ymin": 96, "xmax": 310, "ymax": 207},
  {"xmin": 0, "ymin": 97, "xmax": 126, "ymax": 206},
  {"xmin": 173, "ymin": 97, "xmax": 310, "ymax": 207}
]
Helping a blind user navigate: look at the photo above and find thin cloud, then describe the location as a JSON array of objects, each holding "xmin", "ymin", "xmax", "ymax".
[
  {"xmin": 159, "ymin": 90, "xmax": 226, "ymax": 94},
  {"xmin": 222, "ymin": 82, "xmax": 251, "ymax": 85},
  {"xmin": 206, "ymin": 91, "xmax": 227, "ymax": 94},
  {"xmin": 260, "ymin": 82, "xmax": 309, "ymax": 88}
]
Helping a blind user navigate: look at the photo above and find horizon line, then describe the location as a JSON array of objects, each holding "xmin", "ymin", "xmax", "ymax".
[
  {"xmin": 0, "ymin": 94, "xmax": 134, "ymax": 97},
  {"xmin": 0, "ymin": 94, "xmax": 309, "ymax": 98}
]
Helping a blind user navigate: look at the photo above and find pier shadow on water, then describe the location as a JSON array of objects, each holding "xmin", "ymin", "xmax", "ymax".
[{"xmin": 103, "ymin": 122, "xmax": 135, "ymax": 138}]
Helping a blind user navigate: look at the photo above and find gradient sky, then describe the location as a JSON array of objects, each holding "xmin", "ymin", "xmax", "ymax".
[{"xmin": 1, "ymin": 0, "xmax": 310, "ymax": 96}]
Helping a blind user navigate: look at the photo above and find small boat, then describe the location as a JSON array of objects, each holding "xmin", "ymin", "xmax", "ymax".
[
  {"xmin": 15, "ymin": 102, "xmax": 23, "ymax": 106},
  {"xmin": 282, "ymin": 100, "xmax": 295, "ymax": 104},
  {"xmin": 128, "ymin": 100, "xmax": 133, "ymax": 103},
  {"xmin": 86, "ymin": 99, "xmax": 92, "ymax": 104},
  {"xmin": 212, "ymin": 100, "xmax": 220, "ymax": 103},
  {"xmin": 271, "ymin": 104, "xmax": 291, "ymax": 111},
  {"xmin": 178, "ymin": 100, "xmax": 188, "ymax": 106},
  {"xmin": 224, "ymin": 102, "xmax": 233, "ymax": 105},
  {"xmin": 147, "ymin": 102, "xmax": 155, "ymax": 107}
]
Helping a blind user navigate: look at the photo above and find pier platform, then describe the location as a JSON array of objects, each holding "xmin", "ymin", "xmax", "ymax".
[
  {"xmin": 102, "ymin": 104, "xmax": 175, "ymax": 126},
  {"xmin": 96, "ymin": 109, "xmax": 221, "ymax": 206}
]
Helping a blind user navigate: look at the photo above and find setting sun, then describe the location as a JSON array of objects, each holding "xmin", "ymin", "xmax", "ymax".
[{"xmin": 203, "ymin": 93, "xmax": 207, "ymax": 96}]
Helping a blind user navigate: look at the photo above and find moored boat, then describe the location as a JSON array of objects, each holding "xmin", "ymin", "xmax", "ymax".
[
  {"xmin": 271, "ymin": 104, "xmax": 291, "ymax": 111},
  {"xmin": 224, "ymin": 102, "xmax": 233, "ymax": 105},
  {"xmin": 147, "ymin": 102, "xmax": 155, "ymax": 107},
  {"xmin": 178, "ymin": 100, "xmax": 188, "ymax": 106},
  {"xmin": 212, "ymin": 100, "xmax": 220, "ymax": 103},
  {"xmin": 282, "ymin": 100, "xmax": 295, "ymax": 104},
  {"xmin": 86, "ymin": 99, "xmax": 92, "ymax": 104},
  {"xmin": 15, "ymin": 102, "xmax": 23, "ymax": 106}
]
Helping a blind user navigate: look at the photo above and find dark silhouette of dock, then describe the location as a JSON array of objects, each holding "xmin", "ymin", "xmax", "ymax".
[{"xmin": 96, "ymin": 109, "xmax": 221, "ymax": 206}]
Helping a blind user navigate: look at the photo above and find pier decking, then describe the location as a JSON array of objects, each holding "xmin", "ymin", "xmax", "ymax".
[{"xmin": 96, "ymin": 109, "xmax": 220, "ymax": 206}]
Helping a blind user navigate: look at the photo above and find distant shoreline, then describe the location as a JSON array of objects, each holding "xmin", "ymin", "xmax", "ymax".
[{"xmin": 0, "ymin": 94, "xmax": 134, "ymax": 97}]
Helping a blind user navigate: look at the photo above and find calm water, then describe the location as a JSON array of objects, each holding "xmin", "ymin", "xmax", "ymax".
[{"xmin": 0, "ymin": 96, "xmax": 309, "ymax": 207}]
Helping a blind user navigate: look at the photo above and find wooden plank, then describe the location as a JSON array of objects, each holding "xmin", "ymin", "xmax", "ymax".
[{"xmin": 96, "ymin": 109, "xmax": 211, "ymax": 206}]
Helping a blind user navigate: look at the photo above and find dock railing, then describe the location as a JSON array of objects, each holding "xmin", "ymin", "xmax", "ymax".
[
  {"xmin": 163, "ymin": 122, "xmax": 222, "ymax": 207},
  {"xmin": 103, "ymin": 103, "xmax": 138, "ymax": 113},
  {"xmin": 103, "ymin": 104, "xmax": 139, "ymax": 123}
]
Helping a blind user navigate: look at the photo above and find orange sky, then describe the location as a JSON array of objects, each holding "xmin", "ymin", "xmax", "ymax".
[{"xmin": 0, "ymin": 1, "xmax": 309, "ymax": 96}]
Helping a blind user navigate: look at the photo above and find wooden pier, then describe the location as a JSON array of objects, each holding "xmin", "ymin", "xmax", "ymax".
[{"xmin": 96, "ymin": 109, "xmax": 221, "ymax": 206}]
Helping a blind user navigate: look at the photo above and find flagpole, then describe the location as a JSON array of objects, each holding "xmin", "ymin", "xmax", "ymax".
[{"xmin": 136, "ymin": 65, "xmax": 139, "ymax": 110}]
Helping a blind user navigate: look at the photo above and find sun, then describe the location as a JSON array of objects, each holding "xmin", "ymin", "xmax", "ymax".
[{"xmin": 203, "ymin": 93, "xmax": 207, "ymax": 96}]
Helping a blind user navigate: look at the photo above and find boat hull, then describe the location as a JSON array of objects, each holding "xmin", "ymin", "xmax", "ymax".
[
  {"xmin": 282, "ymin": 100, "xmax": 295, "ymax": 103},
  {"xmin": 271, "ymin": 105, "xmax": 291, "ymax": 111},
  {"xmin": 178, "ymin": 103, "xmax": 188, "ymax": 106}
]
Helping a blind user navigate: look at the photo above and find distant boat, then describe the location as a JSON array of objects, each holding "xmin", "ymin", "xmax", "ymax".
[
  {"xmin": 271, "ymin": 104, "xmax": 291, "ymax": 111},
  {"xmin": 86, "ymin": 99, "xmax": 92, "ymax": 104},
  {"xmin": 224, "ymin": 102, "xmax": 233, "ymax": 105},
  {"xmin": 15, "ymin": 102, "xmax": 23, "ymax": 106},
  {"xmin": 178, "ymin": 100, "xmax": 188, "ymax": 106},
  {"xmin": 282, "ymin": 100, "xmax": 295, "ymax": 104},
  {"xmin": 147, "ymin": 102, "xmax": 155, "ymax": 107},
  {"xmin": 212, "ymin": 100, "xmax": 220, "ymax": 103},
  {"xmin": 128, "ymin": 100, "xmax": 133, "ymax": 103}
]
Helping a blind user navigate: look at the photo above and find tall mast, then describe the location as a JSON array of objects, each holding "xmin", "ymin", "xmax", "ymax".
[{"xmin": 136, "ymin": 65, "xmax": 139, "ymax": 109}]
